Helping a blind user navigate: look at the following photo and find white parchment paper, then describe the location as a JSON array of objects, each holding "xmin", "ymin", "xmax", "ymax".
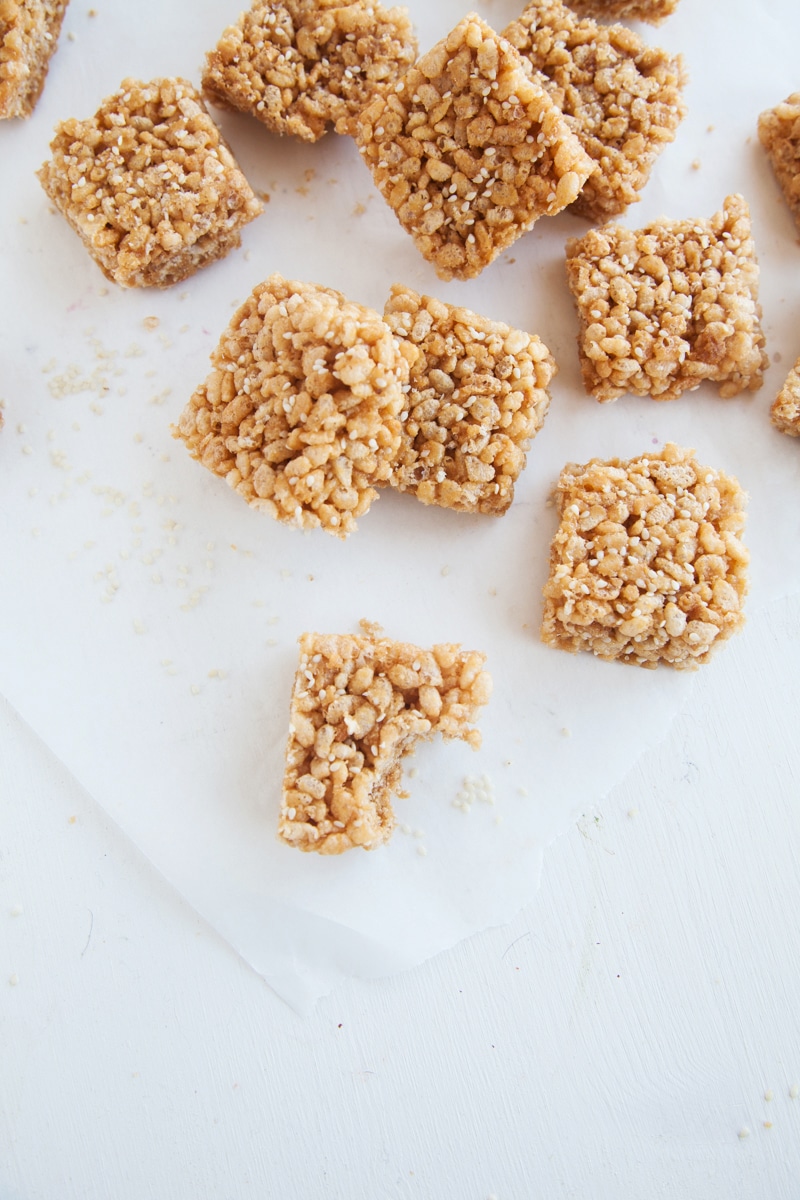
[{"xmin": 2, "ymin": 0, "xmax": 799, "ymax": 1009}]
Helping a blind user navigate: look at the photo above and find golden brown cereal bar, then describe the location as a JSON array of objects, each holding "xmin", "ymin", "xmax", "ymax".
[
  {"xmin": 771, "ymin": 357, "xmax": 800, "ymax": 437},
  {"xmin": 503, "ymin": 0, "xmax": 686, "ymax": 222},
  {"xmin": 758, "ymin": 94, "xmax": 800, "ymax": 236},
  {"xmin": 541, "ymin": 443, "xmax": 748, "ymax": 669},
  {"xmin": 567, "ymin": 0, "xmax": 680, "ymax": 23},
  {"xmin": 383, "ymin": 283, "xmax": 556, "ymax": 514},
  {"xmin": 279, "ymin": 631, "xmax": 492, "ymax": 853},
  {"xmin": 565, "ymin": 194, "xmax": 768, "ymax": 402},
  {"xmin": 355, "ymin": 12, "xmax": 595, "ymax": 281},
  {"xmin": 174, "ymin": 275, "xmax": 410, "ymax": 538},
  {"xmin": 202, "ymin": 0, "xmax": 417, "ymax": 142},
  {"xmin": 0, "ymin": 0, "xmax": 69, "ymax": 119},
  {"xmin": 37, "ymin": 77, "xmax": 262, "ymax": 288}
]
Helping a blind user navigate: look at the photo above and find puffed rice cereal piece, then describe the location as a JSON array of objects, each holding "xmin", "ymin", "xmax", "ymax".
[
  {"xmin": 771, "ymin": 357, "xmax": 800, "ymax": 437},
  {"xmin": 37, "ymin": 77, "xmax": 262, "ymax": 288},
  {"xmin": 567, "ymin": 0, "xmax": 680, "ymax": 24},
  {"xmin": 758, "ymin": 94, "xmax": 800, "ymax": 236},
  {"xmin": 174, "ymin": 275, "xmax": 410, "ymax": 538},
  {"xmin": 565, "ymin": 194, "xmax": 768, "ymax": 402},
  {"xmin": 541, "ymin": 443, "xmax": 748, "ymax": 669},
  {"xmin": 503, "ymin": 0, "xmax": 687, "ymax": 222},
  {"xmin": 0, "ymin": 0, "xmax": 69, "ymax": 119},
  {"xmin": 355, "ymin": 12, "xmax": 595, "ymax": 280},
  {"xmin": 279, "ymin": 631, "xmax": 492, "ymax": 852},
  {"xmin": 383, "ymin": 283, "xmax": 556, "ymax": 514},
  {"xmin": 202, "ymin": 0, "xmax": 417, "ymax": 142}
]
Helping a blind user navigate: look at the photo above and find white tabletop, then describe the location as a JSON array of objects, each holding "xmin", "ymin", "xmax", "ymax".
[{"xmin": 3, "ymin": 591, "xmax": 799, "ymax": 1198}]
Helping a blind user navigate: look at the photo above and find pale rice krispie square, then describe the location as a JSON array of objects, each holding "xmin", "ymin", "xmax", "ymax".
[
  {"xmin": 541, "ymin": 443, "xmax": 748, "ymax": 669},
  {"xmin": 355, "ymin": 12, "xmax": 595, "ymax": 280},
  {"xmin": 279, "ymin": 630, "xmax": 491, "ymax": 853},
  {"xmin": 758, "ymin": 94, "xmax": 800, "ymax": 236},
  {"xmin": 383, "ymin": 283, "xmax": 556, "ymax": 514},
  {"xmin": 503, "ymin": 0, "xmax": 687, "ymax": 222},
  {"xmin": 567, "ymin": 0, "xmax": 681, "ymax": 24},
  {"xmin": 0, "ymin": 0, "xmax": 69, "ymax": 119},
  {"xmin": 202, "ymin": 0, "xmax": 417, "ymax": 142},
  {"xmin": 174, "ymin": 275, "xmax": 411, "ymax": 537},
  {"xmin": 37, "ymin": 77, "xmax": 262, "ymax": 287},
  {"xmin": 565, "ymin": 194, "xmax": 768, "ymax": 402},
  {"xmin": 771, "ymin": 356, "xmax": 800, "ymax": 437}
]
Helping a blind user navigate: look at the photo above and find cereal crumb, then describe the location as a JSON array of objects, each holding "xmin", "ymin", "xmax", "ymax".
[
  {"xmin": 771, "ymin": 356, "xmax": 800, "ymax": 436},
  {"xmin": 737, "ymin": 1127, "xmax": 750, "ymax": 1140},
  {"xmin": 8, "ymin": 974, "xmax": 19, "ymax": 987},
  {"xmin": 9, "ymin": 903, "xmax": 23, "ymax": 917}
]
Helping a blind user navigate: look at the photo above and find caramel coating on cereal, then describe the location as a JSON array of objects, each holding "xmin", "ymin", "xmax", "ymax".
[
  {"xmin": 175, "ymin": 275, "xmax": 410, "ymax": 538},
  {"xmin": 37, "ymin": 77, "xmax": 262, "ymax": 288},
  {"xmin": 280, "ymin": 631, "xmax": 492, "ymax": 853},
  {"xmin": 202, "ymin": 0, "xmax": 417, "ymax": 142},
  {"xmin": 383, "ymin": 284, "xmax": 556, "ymax": 514},
  {"xmin": 771, "ymin": 357, "xmax": 800, "ymax": 437},
  {"xmin": 355, "ymin": 12, "xmax": 595, "ymax": 281},
  {"xmin": 503, "ymin": 0, "xmax": 687, "ymax": 222},
  {"xmin": 0, "ymin": 0, "xmax": 69, "ymax": 119},
  {"xmin": 758, "ymin": 94, "xmax": 800, "ymax": 236},
  {"xmin": 566, "ymin": 0, "xmax": 680, "ymax": 24},
  {"xmin": 541, "ymin": 443, "xmax": 748, "ymax": 669},
  {"xmin": 565, "ymin": 194, "xmax": 768, "ymax": 402}
]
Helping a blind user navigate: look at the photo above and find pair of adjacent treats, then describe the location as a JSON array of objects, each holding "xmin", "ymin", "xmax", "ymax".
[
  {"xmin": 37, "ymin": 77, "xmax": 262, "ymax": 287},
  {"xmin": 175, "ymin": 275, "xmax": 556, "ymax": 534},
  {"xmin": 0, "ymin": 0, "xmax": 69, "ymax": 119},
  {"xmin": 201, "ymin": 0, "xmax": 417, "ymax": 141},
  {"xmin": 541, "ymin": 442, "xmax": 748, "ymax": 669},
  {"xmin": 503, "ymin": 0, "xmax": 686, "ymax": 222},
  {"xmin": 565, "ymin": 194, "xmax": 768, "ymax": 402},
  {"xmin": 279, "ymin": 629, "xmax": 491, "ymax": 853}
]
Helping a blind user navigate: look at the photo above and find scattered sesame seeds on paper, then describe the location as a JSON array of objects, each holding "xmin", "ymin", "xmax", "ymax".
[{"xmin": 1, "ymin": 0, "xmax": 800, "ymax": 1010}]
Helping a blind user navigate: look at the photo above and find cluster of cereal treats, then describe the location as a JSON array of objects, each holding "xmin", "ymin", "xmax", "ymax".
[
  {"xmin": 771, "ymin": 358, "xmax": 800, "ymax": 437},
  {"xmin": 0, "ymin": 0, "xmax": 69, "ymax": 119},
  {"xmin": 37, "ymin": 77, "xmax": 262, "ymax": 288},
  {"xmin": 383, "ymin": 284, "xmax": 556, "ymax": 514},
  {"xmin": 565, "ymin": 194, "xmax": 768, "ymax": 402},
  {"xmin": 202, "ymin": 0, "xmax": 417, "ymax": 142},
  {"xmin": 503, "ymin": 0, "xmax": 687, "ymax": 222},
  {"xmin": 279, "ymin": 631, "xmax": 491, "ymax": 853},
  {"xmin": 355, "ymin": 13, "xmax": 594, "ymax": 281},
  {"xmin": 175, "ymin": 275, "xmax": 410, "ymax": 538},
  {"xmin": 758, "ymin": 94, "xmax": 800, "ymax": 236},
  {"xmin": 541, "ymin": 443, "xmax": 748, "ymax": 669}
]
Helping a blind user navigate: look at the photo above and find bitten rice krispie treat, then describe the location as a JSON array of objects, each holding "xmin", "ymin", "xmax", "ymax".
[
  {"xmin": 175, "ymin": 275, "xmax": 410, "ymax": 537},
  {"xmin": 279, "ymin": 631, "xmax": 492, "ymax": 852},
  {"xmin": 355, "ymin": 12, "xmax": 595, "ymax": 281},
  {"xmin": 567, "ymin": 0, "xmax": 680, "ymax": 23},
  {"xmin": 771, "ymin": 357, "xmax": 800, "ymax": 437},
  {"xmin": 202, "ymin": 0, "xmax": 417, "ymax": 142},
  {"xmin": 383, "ymin": 283, "xmax": 556, "ymax": 513},
  {"xmin": 758, "ymin": 94, "xmax": 800, "ymax": 236},
  {"xmin": 37, "ymin": 77, "xmax": 262, "ymax": 288},
  {"xmin": 541, "ymin": 443, "xmax": 748, "ymax": 669},
  {"xmin": 0, "ymin": 0, "xmax": 69, "ymax": 119},
  {"xmin": 503, "ymin": 0, "xmax": 687, "ymax": 222},
  {"xmin": 565, "ymin": 194, "xmax": 768, "ymax": 402}
]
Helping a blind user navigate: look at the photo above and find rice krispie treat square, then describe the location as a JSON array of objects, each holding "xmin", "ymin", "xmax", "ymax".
[
  {"xmin": 541, "ymin": 443, "xmax": 748, "ymax": 669},
  {"xmin": 279, "ymin": 631, "xmax": 491, "ymax": 853},
  {"xmin": 503, "ymin": 0, "xmax": 687, "ymax": 222},
  {"xmin": 355, "ymin": 12, "xmax": 595, "ymax": 281},
  {"xmin": 565, "ymin": 194, "xmax": 768, "ymax": 402},
  {"xmin": 0, "ymin": 0, "xmax": 69, "ymax": 119},
  {"xmin": 567, "ymin": 0, "xmax": 680, "ymax": 23},
  {"xmin": 383, "ymin": 283, "xmax": 556, "ymax": 514},
  {"xmin": 758, "ymin": 94, "xmax": 800, "ymax": 236},
  {"xmin": 202, "ymin": 0, "xmax": 417, "ymax": 142},
  {"xmin": 771, "ymin": 357, "xmax": 800, "ymax": 437},
  {"xmin": 175, "ymin": 275, "xmax": 410, "ymax": 537},
  {"xmin": 37, "ymin": 77, "xmax": 262, "ymax": 288}
]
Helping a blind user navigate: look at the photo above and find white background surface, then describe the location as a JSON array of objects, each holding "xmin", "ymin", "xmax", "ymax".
[{"xmin": 2, "ymin": 0, "xmax": 800, "ymax": 1194}]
